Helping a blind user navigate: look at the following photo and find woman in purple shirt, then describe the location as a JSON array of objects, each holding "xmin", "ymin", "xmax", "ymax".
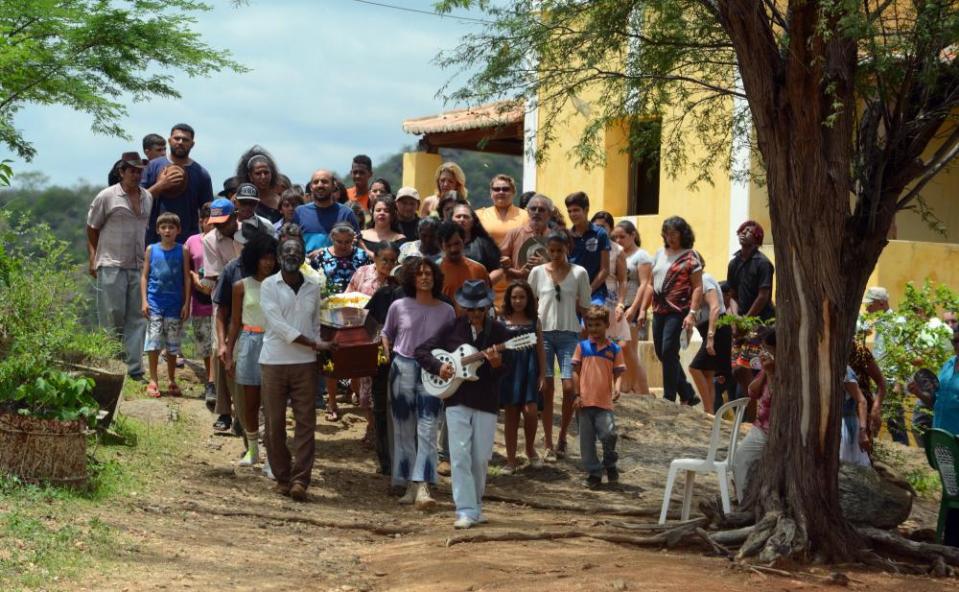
[{"xmin": 381, "ymin": 256, "xmax": 455, "ymax": 509}]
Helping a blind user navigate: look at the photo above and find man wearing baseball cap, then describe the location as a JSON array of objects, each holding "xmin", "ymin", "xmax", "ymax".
[
  {"xmin": 395, "ymin": 186, "xmax": 421, "ymax": 240},
  {"xmin": 233, "ymin": 182, "xmax": 276, "ymax": 244},
  {"xmin": 87, "ymin": 151, "xmax": 155, "ymax": 380}
]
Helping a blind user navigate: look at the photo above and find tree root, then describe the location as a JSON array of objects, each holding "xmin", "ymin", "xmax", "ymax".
[
  {"xmin": 481, "ymin": 490, "xmax": 677, "ymax": 518},
  {"xmin": 697, "ymin": 527, "xmax": 733, "ymax": 558},
  {"xmin": 857, "ymin": 526, "xmax": 959, "ymax": 568},
  {"xmin": 445, "ymin": 521, "xmax": 703, "ymax": 548},
  {"xmin": 138, "ymin": 501, "xmax": 416, "ymax": 536},
  {"xmin": 709, "ymin": 525, "xmax": 754, "ymax": 546},
  {"xmin": 610, "ymin": 517, "xmax": 708, "ymax": 531}
]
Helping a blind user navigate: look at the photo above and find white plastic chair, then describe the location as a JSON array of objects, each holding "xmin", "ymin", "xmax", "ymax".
[{"xmin": 658, "ymin": 398, "xmax": 749, "ymax": 524}]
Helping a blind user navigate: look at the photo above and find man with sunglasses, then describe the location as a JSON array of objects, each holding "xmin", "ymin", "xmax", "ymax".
[
  {"xmin": 500, "ymin": 194, "xmax": 553, "ymax": 281},
  {"xmin": 416, "ymin": 280, "xmax": 510, "ymax": 529},
  {"xmin": 476, "ymin": 174, "xmax": 528, "ymax": 248}
]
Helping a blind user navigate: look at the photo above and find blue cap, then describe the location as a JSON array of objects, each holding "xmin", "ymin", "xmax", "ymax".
[{"xmin": 208, "ymin": 198, "xmax": 236, "ymax": 224}]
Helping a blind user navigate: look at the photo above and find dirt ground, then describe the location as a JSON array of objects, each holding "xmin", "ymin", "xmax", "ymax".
[{"xmin": 65, "ymin": 364, "xmax": 958, "ymax": 592}]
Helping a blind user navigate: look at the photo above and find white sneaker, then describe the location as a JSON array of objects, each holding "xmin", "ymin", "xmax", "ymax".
[
  {"xmin": 414, "ymin": 482, "xmax": 437, "ymax": 510},
  {"xmin": 262, "ymin": 457, "xmax": 275, "ymax": 480},
  {"xmin": 476, "ymin": 514, "xmax": 489, "ymax": 524},
  {"xmin": 238, "ymin": 448, "xmax": 256, "ymax": 467},
  {"xmin": 454, "ymin": 516, "xmax": 476, "ymax": 529}
]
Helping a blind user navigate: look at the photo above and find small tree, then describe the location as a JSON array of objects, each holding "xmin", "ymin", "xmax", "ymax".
[
  {"xmin": 435, "ymin": 0, "xmax": 959, "ymax": 561},
  {"xmin": 0, "ymin": 0, "xmax": 245, "ymax": 159}
]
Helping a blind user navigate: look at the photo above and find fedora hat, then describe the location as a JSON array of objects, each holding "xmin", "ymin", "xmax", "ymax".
[
  {"xmin": 120, "ymin": 151, "xmax": 148, "ymax": 169},
  {"xmin": 455, "ymin": 279, "xmax": 493, "ymax": 309}
]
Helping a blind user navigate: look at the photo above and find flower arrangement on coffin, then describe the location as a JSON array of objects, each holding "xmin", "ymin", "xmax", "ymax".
[{"xmin": 318, "ymin": 292, "xmax": 379, "ymax": 379}]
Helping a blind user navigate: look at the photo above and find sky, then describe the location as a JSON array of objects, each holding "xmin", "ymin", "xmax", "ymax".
[{"xmin": 9, "ymin": 0, "xmax": 490, "ymax": 189}]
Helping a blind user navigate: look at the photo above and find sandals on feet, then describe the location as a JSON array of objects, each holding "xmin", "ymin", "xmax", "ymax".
[
  {"xmin": 325, "ymin": 409, "xmax": 340, "ymax": 422},
  {"xmin": 146, "ymin": 381, "xmax": 161, "ymax": 398}
]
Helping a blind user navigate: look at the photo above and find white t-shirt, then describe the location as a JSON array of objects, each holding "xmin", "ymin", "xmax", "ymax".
[
  {"xmin": 624, "ymin": 248, "xmax": 653, "ymax": 305},
  {"xmin": 528, "ymin": 263, "xmax": 592, "ymax": 333},
  {"xmin": 697, "ymin": 273, "xmax": 726, "ymax": 325}
]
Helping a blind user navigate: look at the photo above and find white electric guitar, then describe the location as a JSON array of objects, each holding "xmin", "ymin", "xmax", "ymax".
[{"xmin": 421, "ymin": 333, "xmax": 538, "ymax": 399}]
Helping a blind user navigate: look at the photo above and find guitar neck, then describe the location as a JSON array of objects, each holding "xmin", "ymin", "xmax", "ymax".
[{"xmin": 461, "ymin": 342, "xmax": 506, "ymax": 365}]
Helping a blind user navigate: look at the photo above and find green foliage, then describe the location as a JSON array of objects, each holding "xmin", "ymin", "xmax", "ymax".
[
  {"xmin": 435, "ymin": 1, "xmax": 959, "ymax": 221},
  {"xmin": 0, "ymin": 362, "xmax": 97, "ymax": 423},
  {"xmin": 716, "ymin": 314, "xmax": 774, "ymax": 334},
  {"xmin": 0, "ymin": 210, "xmax": 121, "ymax": 421},
  {"xmin": 0, "ymin": 0, "xmax": 246, "ymax": 160},
  {"xmin": 0, "ymin": 173, "xmax": 99, "ymax": 261},
  {"xmin": 905, "ymin": 467, "xmax": 942, "ymax": 498},
  {"xmin": 864, "ymin": 280, "xmax": 957, "ymax": 387}
]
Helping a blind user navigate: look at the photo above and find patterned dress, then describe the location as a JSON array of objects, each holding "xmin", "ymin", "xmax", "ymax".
[
  {"xmin": 310, "ymin": 247, "xmax": 370, "ymax": 295},
  {"xmin": 498, "ymin": 319, "xmax": 541, "ymax": 408}
]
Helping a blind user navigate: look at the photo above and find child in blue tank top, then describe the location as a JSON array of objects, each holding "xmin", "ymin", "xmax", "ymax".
[{"xmin": 140, "ymin": 212, "xmax": 191, "ymax": 398}]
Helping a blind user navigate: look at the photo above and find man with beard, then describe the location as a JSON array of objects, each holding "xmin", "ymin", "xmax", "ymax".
[
  {"xmin": 142, "ymin": 123, "xmax": 214, "ymax": 243},
  {"xmin": 293, "ymin": 169, "xmax": 359, "ymax": 253},
  {"xmin": 260, "ymin": 234, "xmax": 336, "ymax": 501}
]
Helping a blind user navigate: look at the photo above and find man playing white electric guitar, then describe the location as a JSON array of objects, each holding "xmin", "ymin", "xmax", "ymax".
[{"xmin": 415, "ymin": 280, "xmax": 510, "ymax": 529}]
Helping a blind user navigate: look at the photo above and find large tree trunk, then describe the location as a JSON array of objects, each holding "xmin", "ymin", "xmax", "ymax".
[{"xmin": 717, "ymin": 0, "xmax": 896, "ymax": 561}]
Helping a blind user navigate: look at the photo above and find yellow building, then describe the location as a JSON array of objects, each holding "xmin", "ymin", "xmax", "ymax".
[{"xmin": 401, "ymin": 100, "xmax": 959, "ymax": 308}]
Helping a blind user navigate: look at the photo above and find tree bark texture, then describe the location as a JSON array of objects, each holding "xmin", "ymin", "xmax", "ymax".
[{"xmin": 715, "ymin": 0, "xmax": 896, "ymax": 560}]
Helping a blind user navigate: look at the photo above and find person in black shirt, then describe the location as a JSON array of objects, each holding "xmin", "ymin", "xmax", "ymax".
[
  {"xmin": 726, "ymin": 220, "xmax": 774, "ymax": 399},
  {"xmin": 395, "ymin": 187, "xmax": 421, "ymax": 240},
  {"xmin": 415, "ymin": 280, "xmax": 510, "ymax": 529}
]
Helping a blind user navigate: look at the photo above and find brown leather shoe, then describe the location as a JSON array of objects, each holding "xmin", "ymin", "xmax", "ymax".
[
  {"xmin": 274, "ymin": 482, "xmax": 291, "ymax": 496},
  {"xmin": 290, "ymin": 482, "xmax": 308, "ymax": 501},
  {"xmin": 437, "ymin": 460, "xmax": 451, "ymax": 477}
]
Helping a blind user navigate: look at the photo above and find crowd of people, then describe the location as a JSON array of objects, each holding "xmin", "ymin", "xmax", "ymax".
[{"xmin": 86, "ymin": 123, "xmax": 959, "ymax": 527}]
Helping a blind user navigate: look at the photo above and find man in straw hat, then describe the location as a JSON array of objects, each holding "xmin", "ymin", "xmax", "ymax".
[{"xmin": 87, "ymin": 151, "xmax": 155, "ymax": 380}]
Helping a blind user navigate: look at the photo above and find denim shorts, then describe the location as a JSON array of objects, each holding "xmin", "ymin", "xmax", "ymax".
[
  {"xmin": 234, "ymin": 330, "xmax": 264, "ymax": 386},
  {"xmin": 543, "ymin": 330, "xmax": 579, "ymax": 379}
]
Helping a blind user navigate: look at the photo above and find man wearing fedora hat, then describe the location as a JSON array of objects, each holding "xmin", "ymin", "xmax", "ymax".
[
  {"xmin": 416, "ymin": 279, "xmax": 510, "ymax": 528},
  {"xmin": 87, "ymin": 151, "xmax": 155, "ymax": 380}
]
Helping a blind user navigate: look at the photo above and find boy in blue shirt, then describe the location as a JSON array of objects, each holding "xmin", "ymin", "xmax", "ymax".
[
  {"xmin": 140, "ymin": 212, "xmax": 191, "ymax": 398},
  {"xmin": 572, "ymin": 306, "xmax": 626, "ymax": 488}
]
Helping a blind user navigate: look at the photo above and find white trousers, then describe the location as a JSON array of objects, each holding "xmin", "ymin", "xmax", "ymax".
[{"xmin": 446, "ymin": 405, "xmax": 497, "ymax": 521}]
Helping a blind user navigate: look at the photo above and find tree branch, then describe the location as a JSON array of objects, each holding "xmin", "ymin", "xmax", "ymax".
[{"xmin": 895, "ymin": 124, "xmax": 959, "ymax": 210}]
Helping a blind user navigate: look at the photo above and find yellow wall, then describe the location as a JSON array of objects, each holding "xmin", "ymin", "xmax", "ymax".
[
  {"xmin": 401, "ymin": 152, "xmax": 443, "ymax": 201},
  {"xmin": 535, "ymin": 95, "xmax": 736, "ymax": 276}
]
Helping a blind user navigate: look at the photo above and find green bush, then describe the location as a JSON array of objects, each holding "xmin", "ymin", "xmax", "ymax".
[{"xmin": 0, "ymin": 211, "xmax": 120, "ymax": 422}]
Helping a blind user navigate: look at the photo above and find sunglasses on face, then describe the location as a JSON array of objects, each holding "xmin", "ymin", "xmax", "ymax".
[
  {"xmin": 465, "ymin": 306, "xmax": 486, "ymax": 313},
  {"xmin": 527, "ymin": 206, "xmax": 547, "ymax": 212},
  {"xmin": 491, "ymin": 186, "xmax": 512, "ymax": 193}
]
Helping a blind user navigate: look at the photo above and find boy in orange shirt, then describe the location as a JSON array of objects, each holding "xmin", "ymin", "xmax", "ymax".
[{"xmin": 572, "ymin": 305, "xmax": 626, "ymax": 488}]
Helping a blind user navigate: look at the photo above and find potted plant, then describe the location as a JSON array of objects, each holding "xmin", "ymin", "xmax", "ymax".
[{"xmin": 0, "ymin": 357, "xmax": 97, "ymax": 486}]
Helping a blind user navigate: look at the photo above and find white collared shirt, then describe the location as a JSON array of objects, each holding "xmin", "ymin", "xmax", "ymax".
[{"xmin": 259, "ymin": 272, "xmax": 323, "ymax": 365}]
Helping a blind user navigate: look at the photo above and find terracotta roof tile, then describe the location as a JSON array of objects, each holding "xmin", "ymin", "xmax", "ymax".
[{"xmin": 403, "ymin": 100, "xmax": 524, "ymax": 135}]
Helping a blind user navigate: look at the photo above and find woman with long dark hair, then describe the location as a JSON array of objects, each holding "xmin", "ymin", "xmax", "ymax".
[
  {"xmin": 235, "ymin": 146, "xmax": 283, "ymax": 223},
  {"xmin": 498, "ymin": 280, "xmax": 546, "ymax": 472},
  {"xmin": 382, "ymin": 256, "xmax": 456, "ymax": 508},
  {"xmin": 648, "ymin": 216, "xmax": 702, "ymax": 405},
  {"xmin": 451, "ymin": 203, "xmax": 503, "ymax": 285}
]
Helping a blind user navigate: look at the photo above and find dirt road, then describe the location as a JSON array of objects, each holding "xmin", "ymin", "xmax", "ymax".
[{"xmin": 67, "ymin": 375, "xmax": 953, "ymax": 592}]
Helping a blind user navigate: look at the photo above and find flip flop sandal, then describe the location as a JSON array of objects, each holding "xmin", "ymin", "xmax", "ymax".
[
  {"xmin": 325, "ymin": 409, "xmax": 340, "ymax": 422},
  {"xmin": 146, "ymin": 381, "xmax": 161, "ymax": 398}
]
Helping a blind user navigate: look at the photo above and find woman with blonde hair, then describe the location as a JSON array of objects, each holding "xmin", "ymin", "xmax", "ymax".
[{"xmin": 419, "ymin": 162, "xmax": 468, "ymax": 217}]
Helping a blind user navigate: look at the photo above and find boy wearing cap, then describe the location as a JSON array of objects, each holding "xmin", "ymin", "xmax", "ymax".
[
  {"xmin": 140, "ymin": 212, "xmax": 191, "ymax": 398},
  {"xmin": 87, "ymin": 151, "xmax": 155, "ymax": 380},
  {"xmin": 233, "ymin": 182, "xmax": 277, "ymax": 239},
  {"xmin": 415, "ymin": 280, "xmax": 510, "ymax": 529}
]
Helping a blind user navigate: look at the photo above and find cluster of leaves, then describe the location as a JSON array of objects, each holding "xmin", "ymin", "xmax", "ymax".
[
  {"xmin": 0, "ymin": 359, "xmax": 96, "ymax": 423},
  {"xmin": 862, "ymin": 280, "xmax": 957, "ymax": 387},
  {"xmin": 0, "ymin": 211, "xmax": 120, "ymax": 423},
  {"xmin": 716, "ymin": 314, "xmax": 774, "ymax": 334},
  {"xmin": 0, "ymin": 0, "xmax": 244, "ymax": 159}
]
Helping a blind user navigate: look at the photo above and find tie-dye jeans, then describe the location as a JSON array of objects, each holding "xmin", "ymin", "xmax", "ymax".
[{"xmin": 390, "ymin": 355, "xmax": 443, "ymax": 487}]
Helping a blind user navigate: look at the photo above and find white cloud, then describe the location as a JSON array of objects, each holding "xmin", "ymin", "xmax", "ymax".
[{"xmin": 9, "ymin": 0, "xmax": 486, "ymax": 187}]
